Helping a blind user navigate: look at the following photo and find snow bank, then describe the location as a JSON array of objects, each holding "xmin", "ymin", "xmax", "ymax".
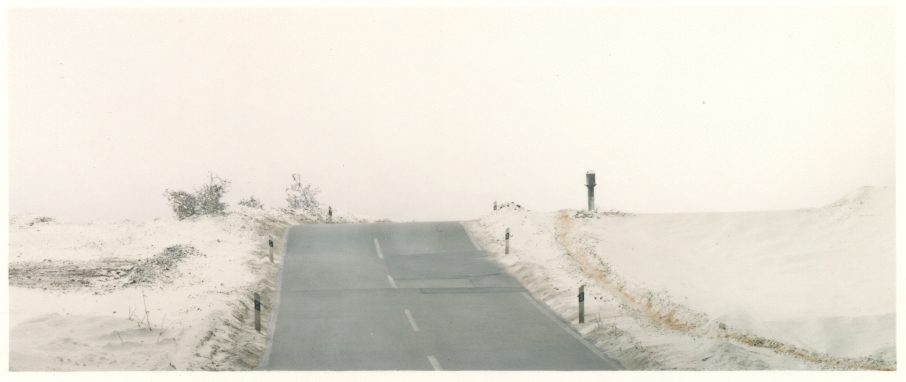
[
  {"xmin": 8, "ymin": 205, "xmax": 381, "ymax": 371},
  {"xmin": 464, "ymin": 186, "xmax": 895, "ymax": 370}
]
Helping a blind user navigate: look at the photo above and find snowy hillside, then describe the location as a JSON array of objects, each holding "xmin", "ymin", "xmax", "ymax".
[
  {"xmin": 8, "ymin": 206, "xmax": 381, "ymax": 371},
  {"xmin": 7, "ymin": 187, "xmax": 894, "ymax": 371},
  {"xmin": 464, "ymin": 186, "xmax": 895, "ymax": 370}
]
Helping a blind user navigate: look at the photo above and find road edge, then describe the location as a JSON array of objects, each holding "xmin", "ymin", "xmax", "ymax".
[
  {"xmin": 255, "ymin": 224, "xmax": 293, "ymax": 370},
  {"xmin": 461, "ymin": 219, "xmax": 626, "ymax": 371}
]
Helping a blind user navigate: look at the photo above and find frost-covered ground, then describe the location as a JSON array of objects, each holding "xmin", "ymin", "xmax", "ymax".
[
  {"xmin": 8, "ymin": 206, "xmax": 381, "ymax": 371},
  {"xmin": 464, "ymin": 186, "xmax": 895, "ymax": 371},
  {"xmin": 7, "ymin": 187, "xmax": 896, "ymax": 372}
]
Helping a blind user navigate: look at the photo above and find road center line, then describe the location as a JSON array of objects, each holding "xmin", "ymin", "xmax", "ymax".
[
  {"xmin": 374, "ymin": 238, "xmax": 384, "ymax": 259},
  {"xmin": 427, "ymin": 355, "xmax": 442, "ymax": 371},
  {"xmin": 387, "ymin": 275, "xmax": 398, "ymax": 288},
  {"xmin": 521, "ymin": 292, "xmax": 623, "ymax": 369},
  {"xmin": 404, "ymin": 309, "xmax": 420, "ymax": 332}
]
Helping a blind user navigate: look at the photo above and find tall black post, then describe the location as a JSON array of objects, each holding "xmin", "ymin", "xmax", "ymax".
[
  {"xmin": 579, "ymin": 285, "xmax": 585, "ymax": 323},
  {"xmin": 254, "ymin": 293, "xmax": 261, "ymax": 332}
]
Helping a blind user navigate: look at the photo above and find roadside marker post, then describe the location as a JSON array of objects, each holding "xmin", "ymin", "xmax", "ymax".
[
  {"xmin": 268, "ymin": 236, "xmax": 274, "ymax": 263},
  {"xmin": 578, "ymin": 285, "xmax": 585, "ymax": 324},
  {"xmin": 586, "ymin": 171, "xmax": 596, "ymax": 212},
  {"xmin": 254, "ymin": 293, "xmax": 262, "ymax": 332},
  {"xmin": 328, "ymin": 206, "xmax": 332, "ymax": 223},
  {"xmin": 505, "ymin": 228, "xmax": 510, "ymax": 255}
]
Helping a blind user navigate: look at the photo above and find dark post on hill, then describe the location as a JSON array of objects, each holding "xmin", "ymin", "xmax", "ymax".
[
  {"xmin": 269, "ymin": 235, "xmax": 274, "ymax": 263},
  {"xmin": 254, "ymin": 293, "xmax": 261, "ymax": 332},
  {"xmin": 578, "ymin": 285, "xmax": 585, "ymax": 324},
  {"xmin": 586, "ymin": 171, "xmax": 596, "ymax": 212}
]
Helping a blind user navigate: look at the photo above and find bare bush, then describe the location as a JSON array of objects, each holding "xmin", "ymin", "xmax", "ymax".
[
  {"xmin": 195, "ymin": 174, "xmax": 231, "ymax": 215},
  {"xmin": 164, "ymin": 173, "xmax": 232, "ymax": 220},
  {"xmin": 29, "ymin": 217, "xmax": 56, "ymax": 226},
  {"xmin": 238, "ymin": 196, "xmax": 264, "ymax": 209},
  {"xmin": 285, "ymin": 173, "xmax": 320, "ymax": 213},
  {"xmin": 164, "ymin": 190, "xmax": 198, "ymax": 220}
]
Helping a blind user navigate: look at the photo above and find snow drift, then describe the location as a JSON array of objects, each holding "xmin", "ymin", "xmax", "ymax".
[
  {"xmin": 464, "ymin": 186, "xmax": 895, "ymax": 370},
  {"xmin": 8, "ymin": 206, "xmax": 380, "ymax": 371}
]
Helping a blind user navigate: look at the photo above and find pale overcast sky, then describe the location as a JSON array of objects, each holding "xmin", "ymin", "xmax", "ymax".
[{"xmin": 7, "ymin": 7, "xmax": 895, "ymax": 222}]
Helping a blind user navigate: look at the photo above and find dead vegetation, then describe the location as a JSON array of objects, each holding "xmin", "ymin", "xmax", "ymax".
[
  {"xmin": 9, "ymin": 245, "xmax": 203, "ymax": 293},
  {"xmin": 127, "ymin": 245, "xmax": 203, "ymax": 285},
  {"xmin": 9, "ymin": 258, "xmax": 133, "ymax": 292}
]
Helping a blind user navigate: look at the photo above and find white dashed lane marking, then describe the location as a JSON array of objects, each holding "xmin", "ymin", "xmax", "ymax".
[
  {"xmin": 404, "ymin": 309, "xmax": 419, "ymax": 332},
  {"xmin": 374, "ymin": 238, "xmax": 384, "ymax": 259},
  {"xmin": 427, "ymin": 355, "xmax": 442, "ymax": 371}
]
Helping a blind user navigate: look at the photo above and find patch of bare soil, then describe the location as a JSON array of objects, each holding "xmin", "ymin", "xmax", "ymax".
[
  {"xmin": 127, "ymin": 245, "xmax": 204, "ymax": 285},
  {"xmin": 9, "ymin": 258, "xmax": 133, "ymax": 292},
  {"xmin": 9, "ymin": 245, "xmax": 204, "ymax": 293}
]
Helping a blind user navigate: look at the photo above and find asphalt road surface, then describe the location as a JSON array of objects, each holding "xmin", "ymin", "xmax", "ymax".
[{"xmin": 258, "ymin": 221, "xmax": 624, "ymax": 371}]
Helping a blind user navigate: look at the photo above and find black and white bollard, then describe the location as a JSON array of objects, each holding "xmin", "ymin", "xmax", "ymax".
[
  {"xmin": 578, "ymin": 285, "xmax": 585, "ymax": 323},
  {"xmin": 586, "ymin": 171, "xmax": 596, "ymax": 212},
  {"xmin": 268, "ymin": 236, "xmax": 274, "ymax": 263},
  {"xmin": 254, "ymin": 293, "xmax": 261, "ymax": 332},
  {"xmin": 328, "ymin": 206, "xmax": 332, "ymax": 222},
  {"xmin": 505, "ymin": 228, "xmax": 510, "ymax": 254}
]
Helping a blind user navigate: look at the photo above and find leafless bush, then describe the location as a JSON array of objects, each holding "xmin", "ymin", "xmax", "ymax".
[
  {"xmin": 195, "ymin": 174, "xmax": 231, "ymax": 215},
  {"xmin": 497, "ymin": 202, "xmax": 523, "ymax": 210},
  {"xmin": 285, "ymin": 173, "xmax": 320, "ymax": 213},
  {"xmin": 28, "ymin": 216, "xmax": 56, "ymax": 226},
  {"xmin": 238, "ymin": 196, "xmax": 264, "ymax": 209},
  {"xmin": 164, "ymin": 190, "xmax": 197, "ymax": 220},
  {"xmin": 164, "ymin": 173, "xmax": 231, "ymax": 220}
]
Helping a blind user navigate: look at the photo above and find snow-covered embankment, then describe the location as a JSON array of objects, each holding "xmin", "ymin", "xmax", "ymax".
[
  {"xmin": 463, "ymin": 187, "xmax": 895, "ymax": 370},
  {"xmin": 8, "ymin": 206, "xmax": 375, "ymax": 371}
]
